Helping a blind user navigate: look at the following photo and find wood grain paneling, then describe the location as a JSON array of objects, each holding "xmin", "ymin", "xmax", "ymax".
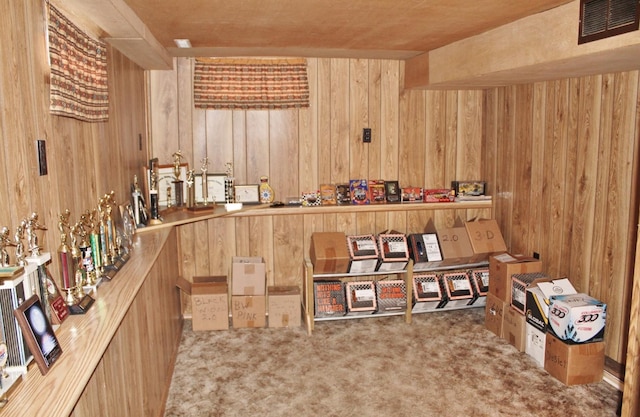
[
  {"xmin": 148, "ymin": 57, "xmax": 491, "ymax": 317},
  {"xmin": 0, "ymin": 0, "xmax": 148, "ymax": 281},
  {"xmin": 484, "ymin": 72, "xmax": 640, "ymax": 363}
]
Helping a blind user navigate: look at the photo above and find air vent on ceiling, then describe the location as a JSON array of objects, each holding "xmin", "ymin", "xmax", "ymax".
[{"xmin": 579, "ymin": 0, "xmax": 640, "ymax": 44}]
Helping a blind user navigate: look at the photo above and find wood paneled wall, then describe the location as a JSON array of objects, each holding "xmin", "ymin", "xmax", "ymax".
[
  {"xmin": 0, "ymin": 0, "xmax": 149, "ymax": 280},
  {"xmin": 149, "ymin": 57, "xmax": 490, "ymax": 311},
  {"xmin": 483, "ymin": 73, "xmax": 640, "ymax": 362}
]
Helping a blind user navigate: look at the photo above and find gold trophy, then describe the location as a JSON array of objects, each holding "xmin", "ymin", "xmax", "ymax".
[
  {"xmin": 200, "ymin": 157, "xmax": 210, "ymax": 207},
  {"xmin": 57, "ymin": 211, "xmax": 78, "ymax": 305},
  {"xmin": 186, "ymin": 169, "xmax": 196, "ymax": 208},
  {"xmin": 25, "ymin": 212, "xmax": 47, "ymax": 257},
  {"xmin": 79, "ymin": 213, "xmax": 98, "ymax": 286}
]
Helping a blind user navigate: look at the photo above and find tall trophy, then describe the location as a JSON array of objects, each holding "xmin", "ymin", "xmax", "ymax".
[
  {"xmin": 148, "ymin": 158, "xmax": 162, "ymax": 224},
  {"xmin": 186, "ymin": 169, "xmax": 196, "ymax": 208},
  {"xmin": 200, "ymin": 157, "xmax": 210, "ymax": 207},
  {"xmin": 171, "ymin": 150, "xmax": 185, "ymax": 207},
  {"xmin": 57, "ymin": 211, "xmax": 78, "ymax": 305}
]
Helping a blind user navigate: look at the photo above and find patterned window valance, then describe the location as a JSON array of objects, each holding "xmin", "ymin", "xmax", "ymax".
[
  {"xmin": 193, "ymin": 58, "xmax": 310, "ymax": 110},
  {"xmin": 47, "ymin": 3, "xmax": 109, "ymax": 122}
]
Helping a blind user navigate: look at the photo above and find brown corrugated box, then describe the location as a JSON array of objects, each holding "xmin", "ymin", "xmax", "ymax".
[
  {"xmin": 267, "ymin": 286, "xmax": 301, "ymax": 328},
  {"xmin": 232, "ymin": 256, "xmax": 266, "ymax": 295},
  {"xmin": 544, "ymin": 332, "xmax": 604, "ymax": 385},
  {"xmin": 176, "ymin": 275, "xmax": 229, "ymax": 331},
  {"xmin": 232, "ymin": 295, "xmax": 266, "ymax": 328},
  {"xmin": 310, "ymin": 232, "xmax": 350, "ymax": 274},
  {"xmin": 489, "ymin": 253, "xmax": 542, "ymax": 303}
]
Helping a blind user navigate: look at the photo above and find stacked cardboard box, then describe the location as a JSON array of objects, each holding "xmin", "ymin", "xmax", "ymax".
[
  {"xmin": 176, "ymin": 275, "xmax": 229, "ymax": 331},
  {"xmin": 231, "ymin": 257, "xmax": 266, "ymax": 328}
]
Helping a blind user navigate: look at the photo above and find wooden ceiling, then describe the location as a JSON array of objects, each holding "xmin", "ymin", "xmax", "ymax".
[{"xmin": 121, "ymin": 0, "xmax": 573, "ymax": 59}]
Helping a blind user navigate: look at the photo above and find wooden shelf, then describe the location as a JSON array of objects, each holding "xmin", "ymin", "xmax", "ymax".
[{"xmin": 137, "ymin": 200, "xmax": 493, "ymax": 234}]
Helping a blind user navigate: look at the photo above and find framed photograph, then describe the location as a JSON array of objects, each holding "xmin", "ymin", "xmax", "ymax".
[
  {"xmin": 234, "ymin": 184, "xmax": 260, "ymax": 204},
  {"xmin": 194, "ymin": 173, "xmax": 227, "ymax": 204},
  {"xmin": 13, "ymin": 295, "xmax": 63, "ymax": 375},
  {"xmin": 146, "ymin": 163, "xmax": 188, "ymax": 207}
]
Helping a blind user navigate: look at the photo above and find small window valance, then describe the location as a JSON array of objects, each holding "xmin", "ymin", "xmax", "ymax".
[
  {"xmin": 47, "ymin": 3, "xmax": 109, "ymax": 122},
  {"xmin": 193, "ymin": 58, "xmax": 310, "ymax": 110}
]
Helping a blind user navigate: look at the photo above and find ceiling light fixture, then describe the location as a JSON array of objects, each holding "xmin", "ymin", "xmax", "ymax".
[{"xmin": 174, "ymin": 39, "xmax": 192, "ymax": 48}]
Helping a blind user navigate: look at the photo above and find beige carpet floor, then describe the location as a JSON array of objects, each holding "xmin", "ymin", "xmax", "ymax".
[{"xmin": 163, "ymin": 308, "xmax": 621, "ymax": 417}]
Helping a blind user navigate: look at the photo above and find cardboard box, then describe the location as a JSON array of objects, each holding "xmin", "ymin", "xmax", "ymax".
[
  {"xmin": 465, "ymin": 219, "xmax": 507, "ymax": 261},
  {"xmin": 485, "ymin": 292, "xmax": 506, "ymax": 338},
  {"xmin": 503, "ymin": 306, "xmax": 526, "ymax": 352},
  {"xmin": 408, "ymin": 233, "xmax": 443, "ymax": 271},
  {"xmin": 525, "ymin": 278, "xmax": 577, "ymax": 332},
  {"xmin": 544, "ymin": 332, "xmax": 605, "ymax": 385},
  {"xmin": 232, "ymin": 295, "xmax": 266, "ymax": 328},
  {"xmin": 510, "ymin": 272, "xmax": 550, "ymax": 314},
  {"xmin": 347, "ymin": 234, "xmax": 380, "ymax": 273},
  {"xmin": 232, "ymin": 257, "xmax": 266, "ymax": 295},
  {"xmin": 489, "ymin": 253, "xmax": 542, "ymax": 303},
  {"xmin": 526, "ymin": 322, "xmax": 546, "ymax": 367},
  {"xmin": 375, "ymin": 280, "xmax": 407, "ymax": 312},
  {"xmin": 412, "ymin": 273, "xmax": 445, "ymax": 312},
  {"xmin": 442, "ymin": 271, "xmax": 474, "ymax": 308},
  {"xmin": 437, "ymin": 220, "xmax": 476, "ymax": 266},
  {"xmin": 376, "ymin": 233, "xmax": 409, "ymax": 272},
  {"xmin": 267, "ymin": 286, "xmax": 301, "ymax": 328},
  {"xmin": 314, "ymin": 281, "xmax": 346, "ymax": 318},
  {"xmin": 548, "ymin": 293, "xmax": 606, "ymax": 344},
  {"xmin": 345, "ymin": 281, "xmax": 377, "ymax": 315},
  {"xmin": 176, "ymin": 276, "xmax": 229, "ymax": 331},
  {"xmin": 310, "ymin": 232, "xmax": 351, "ymax": 274}
]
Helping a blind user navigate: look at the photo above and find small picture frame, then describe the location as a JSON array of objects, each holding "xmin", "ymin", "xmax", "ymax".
[
  {"xmin": 194, "ymin": 173, "xmax": 227, "ymax": 204},
  {"xmin": 234, "ymin": 184, "xmax": 260, "ymax": 204},
  {"xmin": 13, "ymin": 295, "xmax": 63, "ymax": 375}
]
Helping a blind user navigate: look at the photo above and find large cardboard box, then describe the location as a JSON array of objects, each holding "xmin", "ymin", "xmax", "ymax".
[
  {"xmin": 310, "ymin": 232, "xmax": 351, "ymax": 274},
  {"xmin": 437, "ymin": 220, "xmax": 476, "ymax": 266},
  {"xmin": 485, "ymin": 292, "xmax": 506, "ymax": 338},
  {"xmin": 176, "ymin": 276, "xmax": 229, "ymax": 331},
  {"xmin": 526, "ymin": 322, "xmax": 546, "ymax": 367},
  {"xmin": 232, "ymin": 257, "xmax": 266, "ymax": 295},
  {"xmin": 503, "ymin": 306, "xmax": 526, "ymax": 352},
  {"xmin": 489, "ymin": 253, "xmax": 542, "ymax": 303},
  {"xmin": 544, "ymin": 332, "xmax": 605, "ymax": 385},
  {"xmin": 232, "ymin": 295, "xmax": 266, "ymax": 328},
  {"xmin": 525, "ymin": 278, "xmax": 577, "ymax": 332},
  {"xmin": 267, "ymin": 286, "xmax": 301, "ymax": 328},
  {"xmin": 548, "ymin": 293, "xmax": 606, "ymax": 344},
  {"xmin": 464, "ymin": 219, "xmax": 507, "ymax": 261}
]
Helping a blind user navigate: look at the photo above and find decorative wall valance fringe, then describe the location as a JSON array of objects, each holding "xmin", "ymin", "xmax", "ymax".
[
  {"xmin": 193, "ymin": 58, "xmax": 310, "ymax": 110},
  {"xmin": 47, "ymin": 3, "xmax": 109, "ymax": 122}
]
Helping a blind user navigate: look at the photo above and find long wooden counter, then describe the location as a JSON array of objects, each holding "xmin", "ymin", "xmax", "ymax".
[{"xmin": 1, "ymin": 228, "xmax": 182, "ymax": 417}]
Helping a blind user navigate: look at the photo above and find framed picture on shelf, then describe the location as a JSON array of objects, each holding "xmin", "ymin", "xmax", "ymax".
[
  {"xmin": 194, "ymin": 173, "xmax": 227, "ymax": 204},
  {"xmin": 234, "ymin": 184, "xmax": 260, "ymax": 204},
  {"xmin": 146, "ymin": 164, "xmax": 188, "ymax": 207},
  {"xmin": 13, "ymin": 295, "xmax": 63, "ymax": 375}
]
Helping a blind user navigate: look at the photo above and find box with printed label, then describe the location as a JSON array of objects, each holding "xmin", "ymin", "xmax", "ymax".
[
  {"xmin": 485, "ymin": 292, "xmax": 506, "ymax": 338},
  {"xmin": 176, "ymin": 276, "xmax": 229, "ymax": 331},
  {"xmin": 268, "ymin": 286, "xmax": 301, "ymax": 328},
  {"xmin": 345, "ymin": 281, "xmax": 377, "ymax": 315},
  {"xmin": 526, "ymin": 322, "xmax": 546, "ymax": 367},
  {"xmin": 442, "ymin": 271, "xmax": 474, "ymax": 309},
  {"xmin": 503, "ymin": 306, "xmax": 526, "ymax": 352},
  {"xmin": 347, "ymin": 234, "xmax": 380, "ymax": 273},
  {"xmin": 232, "ymin": 257, "xmax": 266, "ymax": 295},
  {"xmin": 548, "ymin": 293, "xmax": 606, "ymax": 344},
  {"xmin": 525, "ymin": 278, "xmax": 577, "ymax": 332},
  {"xmin": 231, "ymin": 295, "xmax": 266, "ymax": 328},
  {"xmin": 408, "ymin": 233, "xmax": 443, "ymax": 271},
  {"xmin": 412, "ymin": 273, "xmax": 445, "ymax": 312},
  {"xmin": 376, "ymin": 233, "xmax": 409, "ymax": 272},
  {"xmin": 544, "ymin": 332, "xmax": 604, "ymax": 385},
  {"xmin": 489, "ymin": 253, "xmax": 542, "ymax": 303},
  {"xmin": 314, "ymin": 281, "xmax": 346, "ymax": 318},
  {"xmin": 375, "ymin": 280, "xmax": 407, "ymax": 312},
  {"xmin": 510, "ymin": 272, "xmax": 550, "ymax": 314}
]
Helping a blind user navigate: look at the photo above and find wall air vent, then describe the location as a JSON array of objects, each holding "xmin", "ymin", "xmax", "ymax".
[{"xmin": 579, "ymin": 0, "xmax": 640, "ymax": 44}]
